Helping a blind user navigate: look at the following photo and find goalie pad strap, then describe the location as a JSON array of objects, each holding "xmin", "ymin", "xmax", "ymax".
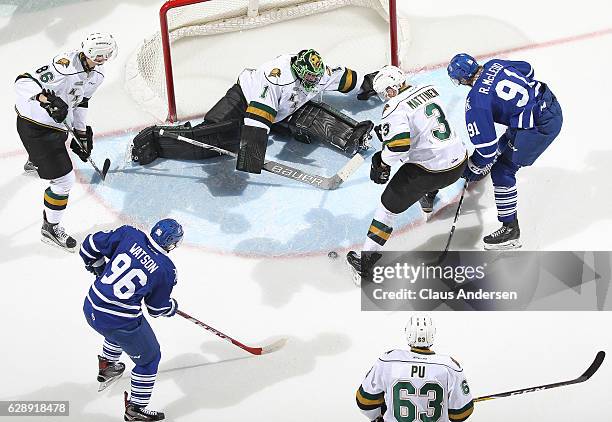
[{"xmin": 236, "ymin": 125, "xmax": 268, "ymax": 174}]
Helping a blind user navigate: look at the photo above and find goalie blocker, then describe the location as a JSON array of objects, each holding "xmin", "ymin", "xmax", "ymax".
[{"xmin": 131, "ymin": 84, "xmax": 373, "ymax": 167}]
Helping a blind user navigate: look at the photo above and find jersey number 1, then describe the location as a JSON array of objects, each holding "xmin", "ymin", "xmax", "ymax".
[{"xmin": 100, "ymin": 253, "xmax": 148, "ymax": 300}]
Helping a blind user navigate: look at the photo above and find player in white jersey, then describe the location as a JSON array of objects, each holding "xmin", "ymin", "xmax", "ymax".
[
  {"xmin": 357, "ymin": 316, "xmax": 474, "ymax": 422},
  {"xmin": 347, "ymin": 66, "xmax": 467, "ymax": 281},
  {"xmin": 131, "ymin": 49, "xmax": 377, "ymax": 172},
  {"xmin": 14, "ymin": 32, "xmax": 117, "ymax": 252}
]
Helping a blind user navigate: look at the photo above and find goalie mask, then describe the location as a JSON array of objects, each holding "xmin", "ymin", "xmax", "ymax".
[
  {"xmin": 373, "ymin": 65, "xmax": 407, "ymax": 101},
  {"xmin": 291, "ymin": 49, "xmax": 325, "ymax": 92},
  {"xmin": 81, "ymin": 32, "xmax": 117, "ymax": 65}
]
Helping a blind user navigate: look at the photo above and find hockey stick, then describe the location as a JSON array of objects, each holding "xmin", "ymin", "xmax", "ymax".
[
  {"xmin": 158, "ymin": 129, "xmax": 364, "ymax": 190},
  {"xmin": 176, "ymin": 309, "xmax": 287, "ymax": 355},
  {"xmin": 64, "ymin": 124, "xmax": 111, "ymax": 181},
  {"xmin": 427, "ymin": 180, "xmax": 468, "ymax": 266},
  {"xmin": 474, "ymin": 351, "xmax": 605, "ymax": 402}
]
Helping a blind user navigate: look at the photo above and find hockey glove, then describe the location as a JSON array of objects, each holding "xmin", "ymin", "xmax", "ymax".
[
  {"xmin": 85, "ymin": 257, "xmax": 106, "ymax": 277},
  {"xmin": 373, "ymin": 124, "xmax": 384, "ymax": 143},
  {"xmin": 70, "ymin": 126, "xmax": 93, "ymax": 162},
  {"xmin": 370, "ymin": 151, "xmax": 390, "ymax": 184},
  {"xmin": 39, "ymin": 89, "xmax": 68, "ymax": 123},
  {"xmin": 357, "ymin": 71, "xmax": 379, "ymax": 100},
  {"xmin": 463, "ymin": 157, "xmax": 494, "ymax": 182}
]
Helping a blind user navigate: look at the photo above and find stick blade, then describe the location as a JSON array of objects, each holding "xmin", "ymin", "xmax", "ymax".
[
  {"xmin": 580, "ymin": 351, "xmax": 605, "ymax": 380},
  {"xmin": 101, "ymin": 159, "xmax": 111, "ymax": 180},
  {"xmin": 260, "ymin": 338, "xmax": 288, "ymax": 354}
]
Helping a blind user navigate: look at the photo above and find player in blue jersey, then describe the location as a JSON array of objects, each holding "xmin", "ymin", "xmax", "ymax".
[
  {"xmin": 80, "ymin": 219, "xmax": 184, "ymax": 421},
  {"xmin": 447, "ymin": 53, "xmax": 563, "ymax": 249}
]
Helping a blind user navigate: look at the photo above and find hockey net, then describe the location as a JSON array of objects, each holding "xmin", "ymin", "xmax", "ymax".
[{"xmin": 125, "ymin": 0, "xmax": 409, "ymax": 122}]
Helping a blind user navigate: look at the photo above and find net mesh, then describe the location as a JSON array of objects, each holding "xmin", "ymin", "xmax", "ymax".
[{"xmin": 125, "ymin": 0, "xmax": 407, "ymax": 121}]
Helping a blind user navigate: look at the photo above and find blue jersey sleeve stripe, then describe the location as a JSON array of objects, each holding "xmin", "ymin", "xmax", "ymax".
[
  {"xmin": 88, "ymin": 234, "xmax": 101, "ymax": 253},
  {"xmin": 80, "ymin": 243, "xmax": 96, "ymax": 259},
  {"xmin": 145, "ymin": 303, "xmax": 171, "ymax": 311}
]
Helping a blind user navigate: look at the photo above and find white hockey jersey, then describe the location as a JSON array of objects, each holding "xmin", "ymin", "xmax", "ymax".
[
  {"xmin": 379, "ymin": 84, "xmax": 467, "ymax": 172},
  {"xmin": 14, "ymin": 50, "xmax": 105, "ymax": 131},
  {"xmin": 238, "ymin": 54, "xmax": 363, "ymax": 131},
  {"xmin": 357, "ymin": 348, "xmax": 474, "ymax": 422}
]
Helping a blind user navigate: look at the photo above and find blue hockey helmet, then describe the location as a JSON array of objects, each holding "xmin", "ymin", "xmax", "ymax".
[
  {"xmin": 447, "ymin": 53, "xmax": 480, "ymax": 85},
  {"xmin": 150, "ymin": 218, "xmax": 184, "ymax": 252}
]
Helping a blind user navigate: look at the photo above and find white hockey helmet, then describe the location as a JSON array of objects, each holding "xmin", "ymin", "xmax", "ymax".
[
  {"xmin": 405, "ymin": 315, "xmax": 436, "ymax": 348},
  {"xmin": 81, "ymin": 32, "xmax": 117, "ymax": 64},
  {"xmin": 373, "ymin": 65, "xmax": 406, "ymax": 101}
]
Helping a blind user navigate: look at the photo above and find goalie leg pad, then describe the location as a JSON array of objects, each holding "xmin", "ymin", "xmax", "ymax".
[
  {"xmin": 236, "ymin": 125, "xmax": 268, "ymax": 174},
  {"xmin": 131, "ymin": 120, "xmax": 240, "ymax": 165},
  {"xmin": 280, "ymin": 101, "xmax": 373, "ymax": 154}
]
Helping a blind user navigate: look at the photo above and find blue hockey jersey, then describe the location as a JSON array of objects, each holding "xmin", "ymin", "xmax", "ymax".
[
  {"xmin": 80, "ymin": 225, "xmax": 177, "ymax": 329},
  {"xmin": 465, "ymin": 59, "xmax": 544, "ymax": 166}
]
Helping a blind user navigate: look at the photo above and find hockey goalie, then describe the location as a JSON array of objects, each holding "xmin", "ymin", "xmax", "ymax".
[{"xmin": 131, "ymin": 49, "xmax": 378, "ymax": 173}]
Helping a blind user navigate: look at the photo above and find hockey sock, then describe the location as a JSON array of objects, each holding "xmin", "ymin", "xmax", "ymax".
[
  {"xmin": 102, "ymin": 340, "xmax": 122, "ymax": 362},
  {"xmin": 130, "ymin": 370, "xmax": 157, "ymax": 408},
  {"xmin": 43, "ymin": 171, "xmax": 75, "ymax": 224},
  {"xmin": 363, "ymin": 205, "xmax": 398, "ymax": 252},
  {"xmin": 494, "ymin": 185, "xmax": 518, "ymax": 222}
]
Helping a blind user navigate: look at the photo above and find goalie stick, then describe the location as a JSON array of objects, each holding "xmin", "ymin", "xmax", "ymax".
[
  {"xmin": 158, "ymin": 129, "xmax": 364, "ymax": 190},
  {"xmin": 64, "ymin": 123, "xmax": 111, "ymax": 181},
  {"xmin": 176, "ymin": 309, "xmax": 287, "ymax": 356},
  {"xmin": 474, "ymin": 350, "xmax": 605, "ymax": 402}
]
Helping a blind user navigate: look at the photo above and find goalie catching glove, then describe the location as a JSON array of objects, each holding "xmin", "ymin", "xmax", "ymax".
[
  {"xmin": 70, "ymin": 125, "xmax": 93, "ymax": 162},
  {"xmin": 38, "ymin": 89, "xmax": 68, "ymax": 123}
]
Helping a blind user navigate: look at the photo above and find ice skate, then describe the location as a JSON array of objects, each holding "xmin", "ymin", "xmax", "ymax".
[
  {"xmin": 346, "ymin": 251, "xmax": 382, "ymax": 286},
  {"xmin": 124, "ymin": 392, "xmax": 165, "ymax": 421},
  {"xmin": 483, "ymin": 219, "xmax": 521, "ymax": 250},
  {"xmin": 97, "ymin": 355, "xmax": 125, "ymax": 392},
  {"xmin": 41, "ymin": 212, "xmax": 77, "ymax": 252},
  {"xmin": 419, "ymin": 191, "xmax": 437, "ymax": 213},
  {"xmin": 23, "ymin": 159, "xmax": 38, "ymax": 175}
]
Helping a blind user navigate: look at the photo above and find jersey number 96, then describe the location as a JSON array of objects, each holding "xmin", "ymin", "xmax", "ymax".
[{"xmin": 100, "ymin": 253, "xmax": 148, "ymax": 300}]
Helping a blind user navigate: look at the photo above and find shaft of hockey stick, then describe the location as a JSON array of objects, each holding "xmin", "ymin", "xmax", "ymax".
[
  {"xmin": 474, "ymin": 351, "xmax": 605, "ymax": 402},
  {"xmin": 158, "ymin": 129, "xmax": 364, "ymax": 190},
  {"xmin": 64, "ymin": 124, "xmax": 110, "ymax": 180},
  {"xmin": 176, "ymin": 309, "xmax": 287, "ymax": 355},
  {"xmin": 427, "ymin": 180, "xmax": 468, "ymax": 266}
]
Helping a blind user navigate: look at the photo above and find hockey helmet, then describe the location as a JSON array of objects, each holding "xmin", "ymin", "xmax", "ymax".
[
  {"xmin": 373, "ymin": 65, "xmax": 406, "ymax": 101},
  {"xmin": 291, "ymin": 49, "xmax": 325, "ymax": 92},
  {"xmin": 405, "ymin": 315, "xmax": 436, "ymax": 348},
  {"xmin": 81, "ymin": 32, "xmax": 117, "ymax": 64},
  {"xmin": 447, "ymin": 53, "xmax": 479, "ymax": 85},
  {"xmin": 150, "ymin": 218, "xmax": 184, "ymax": 252}
]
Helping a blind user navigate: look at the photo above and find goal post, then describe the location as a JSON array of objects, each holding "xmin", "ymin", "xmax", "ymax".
[{"xmin": 126, "ymin": 0, "xmax": 404, "ymax": 123}]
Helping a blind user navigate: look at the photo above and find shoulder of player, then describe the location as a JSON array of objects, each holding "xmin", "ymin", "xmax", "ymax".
[
  {"xmin": 378, "ymin": 349, "xmax": 464, "ymax": 372},
  {"xmin": 51, "ymin": 51, "xmax": 105, "ymax": 79},
  {"xmin": 261, "ymin": 55, "xmax": 296, "ymax": 86}
]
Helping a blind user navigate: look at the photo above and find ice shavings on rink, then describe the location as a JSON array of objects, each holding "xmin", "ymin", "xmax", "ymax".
[{"xmin": 74, "ymin": 68, "xmax": 470, "ymax": 256}]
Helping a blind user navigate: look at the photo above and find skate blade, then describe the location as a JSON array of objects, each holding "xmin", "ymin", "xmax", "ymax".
[
  {"xmin": 41, "ymin": 235, "xmax": 78, "ymax": 253},
  {"xmin": 98, "ymin": 373, "xmax": 123, "ymax": 392},
  {"xmin": 345, "ymin": 260, "xmax": 362, "ymax": 287},
  {"xmin": 484, "ymin": 239, "xmax": 522, "ymax": 250}
]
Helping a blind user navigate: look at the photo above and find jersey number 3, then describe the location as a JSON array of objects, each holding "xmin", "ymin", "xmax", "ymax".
[
  {"xmin": 393, "ymin": 380, "xmax": 443, "ymax": 422},
  {"xmin": 100, "ymin": 253, "xmax": 148, "ymax": 300},
  {"xmin": 424, "ymin": 103, "xmax": 451, "ymax": 141}
]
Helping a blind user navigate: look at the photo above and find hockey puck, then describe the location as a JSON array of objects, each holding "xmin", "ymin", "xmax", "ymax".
[{"xmin": 328, "ymin": 251, "xmax": 338, "ymax": 259}]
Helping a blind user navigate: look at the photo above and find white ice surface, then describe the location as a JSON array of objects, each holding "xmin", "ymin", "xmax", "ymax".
[{"xmin": 1, "ymin": 1, "xmax": 611, "ymax": 421}]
